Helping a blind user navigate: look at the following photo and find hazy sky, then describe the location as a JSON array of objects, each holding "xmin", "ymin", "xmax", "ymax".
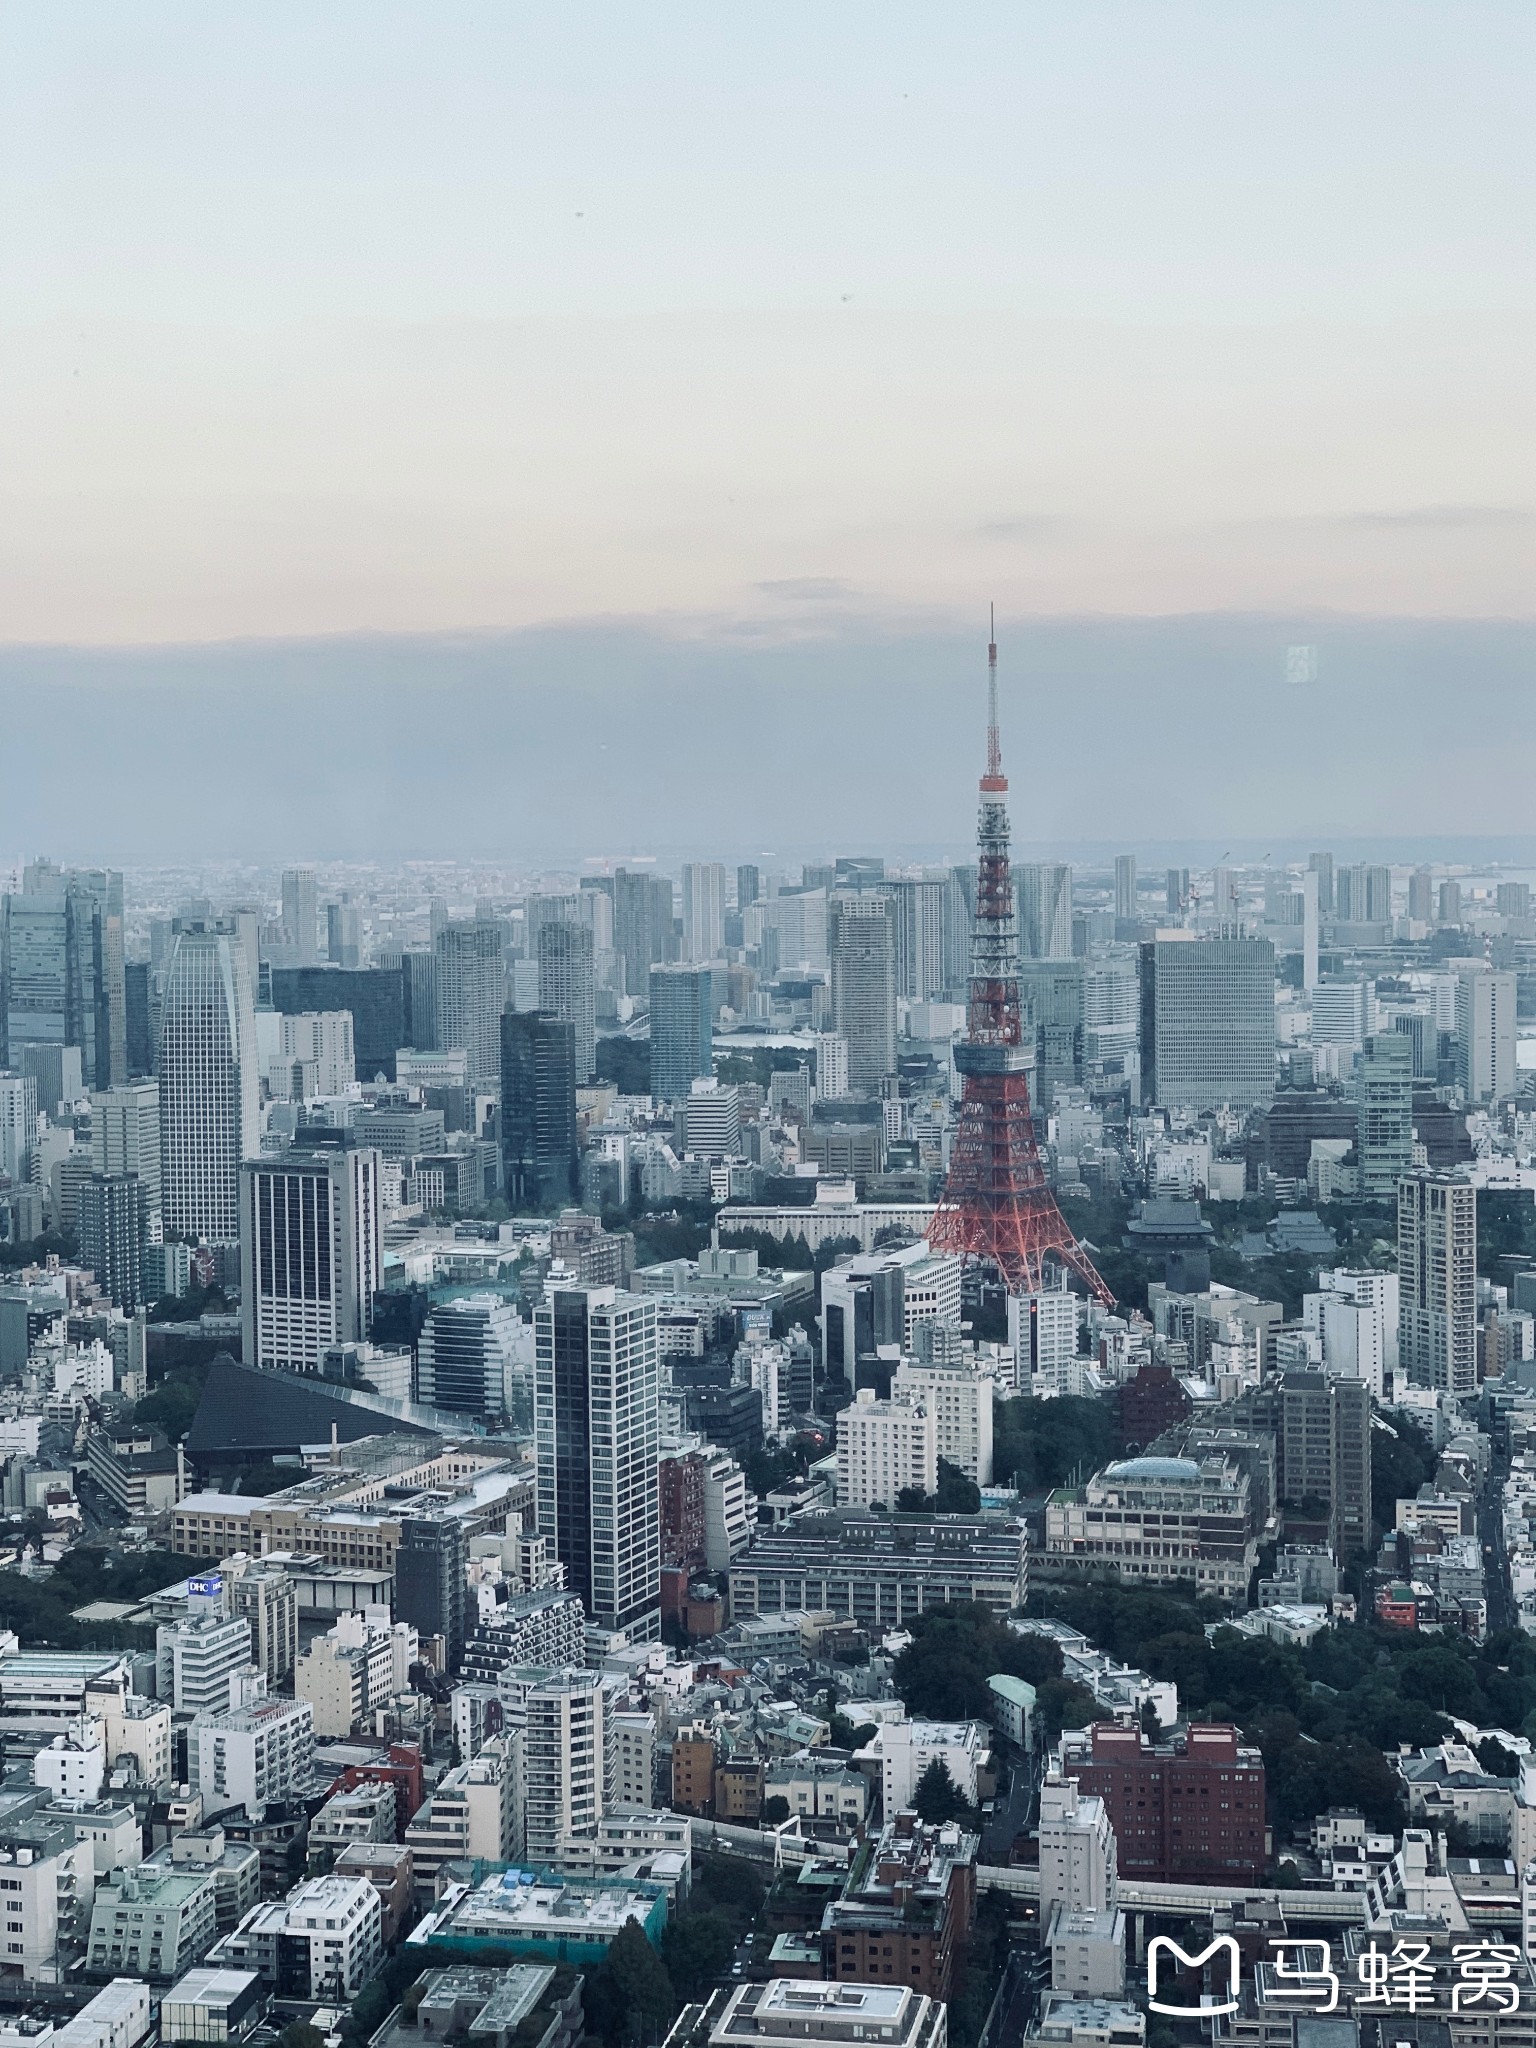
[{"xmin": 3, "ymin": 3, "xmax": 1534, "ymax": 645}]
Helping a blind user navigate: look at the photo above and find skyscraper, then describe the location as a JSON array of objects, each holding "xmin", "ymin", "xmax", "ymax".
[
  {"xmin": 416, "ymin": 1294, "xmax": 519, "ymax": 1420},
  {"xmin": 0, "ymin": 1072, "xmax": 36, "ymax": 1181},
  {"xmin": 828, "ymin": 893, "xmax": 897, "ymax": 1095},
  {"xmin": 1308, "ymin": 851, "xmax": 1335, "ymax": 917},
  {"xmin": 613, "ymin": 869, "xmax": 675, "ymax": 999},
  {"xmin": 281, "ymin": 869, "xmax": 319, "ymax": 964},
  {"xmin": 269, "ymin": 966, "xmax": 407, "ymax": 1083},
  {"xmin": 400, "ymin": 950, "xmax": 437, "ymax": 1051},
  {"xmin": 1016, "ymin": 863, "xmax": 1072, "ymax": 959},
  {"xmin": 1113, "ymin": 854, "xmax": 1137, "ymax": 924},
  {"xmin": 649, "ymin": 966, "xmax": 713, "ymax": 1103},
  {"xmin": 158, "ymin": 925, "xmax": 261, "ymax": 1249},
  {"xmin": 735, "ymin": 865, "xmax": 762, "ymax": 911},
  {"xmin": 79, "ymin": 1174, "xmax": 149, "ymax": 1311},
  {"xmin": 536, "ymin": 921, "xmax": 596, "ymax": 1084},
  {"xmin": 1138, "ymin": 933, "xmax": 1276, "ymax": 1111},
  {"xmin": 239, "ymin": 1140, "xmax": 383, "ymax": 1374},
  {"xmin": 92, "ymin": 1081, "xmax": 162, "ymax": 1235},
  {"xmin": 1408, "ymin": 869, "xmax": 1434, "ymax": 924},
  {"xmin": 1456, "ymin": 969, "xmax": 1517, "ymax": 1103},
  {"xmin": 889, "ymin": 878, "xmax": 947, "ymax": 1002},
  {"xmin": 500, "ymin": 1009, "xmax": 578, "ymax": 1212},
  {"xmin": 535, "ymin": 1285, "xmax": 661, "ymax": 1641},
  {"xmin": 0, "ymin": 863, "xmax": 125, "ymax": 1088},
  {"xmin": 1438, "ymin": 879, "xmax": 1462, "ymax": 928},
  {"xmin": 1164, "ymin": 868, "xmax": 1189, "ymax": 923},
  {"xmin": 1399, "ymin": 1173, "xmax": 1477, "ymax": 1397},
  {"xmin": 434, "ymin": 921, "xmax": 505, "ymax": 1084},
  {"xmin": 325, "ymin": 899, "xmax": 361, "ymax": 969},
  {"xmin": 1356, "ymin": 1032, "xmax": 1414, "ymax": 1197},
  {"xmin": 680, "ymin": 863, "xmax": 726, "ymax": 962}
]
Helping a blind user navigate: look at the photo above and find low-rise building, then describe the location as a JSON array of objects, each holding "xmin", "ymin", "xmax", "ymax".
[
  {"xmin": 763, "ymin": 1757, "xmax": 868, "ymax": 1826},
  {"xmin": 1027, "ymin": 1997, "xmax": 1144, "ymax": 2048},
  {"xmin": 729, "ymin": 1511, "xmax": 1027, "ymax": 1628},
  {"xmin": 333, "ymin": 1843, "xmax": 413, "ymax": 1945},
  {"xmin": 52, "ymin": 1979, "xmax": 154, "ymax": 2048},
  {"xmin": 159, "ymin": 1967, "xmax": 266, "ymax": 2046},
  {"xmin": 141, "ymin": 1829, "xmax": 260, "ymax": 1934},
  {"xmin": 819, "ymin": 1813, "xmax": 976, "ymax": 2001},
  {"xmin": 858, "ymin": 1720, "xmax": 987, "ymax": 1816},
  {"xmin": 208, "ymin": 1874, "xmax": 382, "ymax": 2000},
  {"xmin": 664, "ymin": 1980, "xmax": 946, "ymax": 2048},
  {"xmin": 1042, "ymin": 1456, "xmax": 1255, "ymax": 1601},
  {"xmin": 415, "ymin": 1870, "xmax": 667, "ymax": 1966},
  {"xmin": 86, "ymin": 1864, "xmax": 218, "ymax": 1983},
  {"xmin": 0, "ymin": 1815, "xmax": 97, "ymax": 1980}
]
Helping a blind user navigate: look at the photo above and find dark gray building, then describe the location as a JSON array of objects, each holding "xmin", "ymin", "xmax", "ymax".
[
  {"xmin": 395, "ymin": 1513, "xmax": 466, "ymax": 1669},
  {"xmin": 500, "ymin": 1009, "xmax": 578, "ymax": 1213},
  {"xmin": 78, "ymin": 1173, "xmax": 149, "ymax": 1311},
  {"xmin": 269, "ymin": 966, "xmax": 406, "ymax": 1083}
]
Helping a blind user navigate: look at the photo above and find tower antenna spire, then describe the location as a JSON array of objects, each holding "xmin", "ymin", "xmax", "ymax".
[{"xmin": 983, "ymin": 605, "xmax": 1004, "ymax": 792}]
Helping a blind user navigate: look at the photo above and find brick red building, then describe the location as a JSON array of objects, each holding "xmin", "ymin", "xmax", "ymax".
[
  {"xmin": 1064, "ymin": 1721, "xmax": 1266, "ymax": 1883},
  {"xmin": 1116, "ymin": 1364, "xmax": 1192, "ymax": 1454},
  {"xmin": 660, "ymin": 1452, "xmax": 708, "ymax": 1573}
]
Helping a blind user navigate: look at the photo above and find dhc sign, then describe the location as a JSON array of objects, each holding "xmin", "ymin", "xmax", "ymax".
[{"xmin": 186, "ymin": 1575, "xmax": 223, "ymax": 1598}]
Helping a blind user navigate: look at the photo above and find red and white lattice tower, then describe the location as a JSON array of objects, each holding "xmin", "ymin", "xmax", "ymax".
[{"xmin": 926, "ymin": 620, "xmax": 1114, "ymax": 1304}]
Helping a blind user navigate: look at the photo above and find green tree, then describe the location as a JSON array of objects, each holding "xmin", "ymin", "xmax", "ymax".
[
  {"xmin": 278, "ymin": 2026, "xmax": 325, "ymax": 2048},
  {"xmin": 661, "ymin": 1910, "xmax": 735, "ymax": 1999},
  {"xmin": 934, "ymin": 1459, "xmax": 982, "ymax": 1513},
  {"xmin": 762, "ymin": 1796, "xmax": 791, "ymax": 1825},
  {"xmin": 893, "ymin": 1601, "xmax": 1063, "ymax": 1720},
  {"xmin": 912, "ymin": 1757, "xmax": 969, "ymax": 1824},
  {"xmin": 584, "ymin": 1921, "xmax": 677, "ymax": 2048},
  {"xmin": 993, "ymin": 1394, "xmax": 1116, "ymax": 1493},
  {"xmin": 1478, "ymin": 1736, "xmax": 1519, "ymax": 1779}
]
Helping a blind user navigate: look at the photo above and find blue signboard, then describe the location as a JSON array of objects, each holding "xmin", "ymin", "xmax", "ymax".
[{"xmin": 187, "ymin": 1575, "xmax": 223, "ymax": 1598}]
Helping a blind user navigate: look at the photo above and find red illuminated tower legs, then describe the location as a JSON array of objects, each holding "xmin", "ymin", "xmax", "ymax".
[{"xmin": 926, "ymin": 620, "xmax": 1113, "ymax": 1305}]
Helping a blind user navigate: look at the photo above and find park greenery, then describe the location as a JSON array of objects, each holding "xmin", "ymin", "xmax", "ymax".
[
  {"xmin": 991, "ymin": 1393, "xmax": 1117, "ymax": 1495},
  {"xmin": 0, "ymin": 1544, "xmax": 201, "ymax": 1650}
]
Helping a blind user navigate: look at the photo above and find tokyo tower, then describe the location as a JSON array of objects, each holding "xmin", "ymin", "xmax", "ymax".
[{"xmin": 926, "ymin": 620, "xmax": 1114, "ymax": 1304}]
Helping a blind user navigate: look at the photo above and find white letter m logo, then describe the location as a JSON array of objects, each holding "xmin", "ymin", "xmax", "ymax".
[{"xmin": 1148, "ymin": 1934, "xmax": 1241, "ymax": 2016}]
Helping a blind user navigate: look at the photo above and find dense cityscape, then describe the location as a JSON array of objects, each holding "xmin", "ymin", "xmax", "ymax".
[
  {"xmin": 3, "ymin": 11, "xmax": 1532, "ymax": 2048},
  {"xmin": 0, "ymin": 625, "xmax": 1534, "ymax": 2048}
]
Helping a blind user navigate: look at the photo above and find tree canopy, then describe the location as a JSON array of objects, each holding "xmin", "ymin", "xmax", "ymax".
[
  {"xmin": 584, "ymin": 1921, "xmax": 676, "ymax": 2048},
  {"xmin": 893, "ymin": 1601, "xmax": 1062, "ymax": 1720},
  {"xmin": 992, "ymin": 1394, "xmax": 1117, "ymax": 1494}
]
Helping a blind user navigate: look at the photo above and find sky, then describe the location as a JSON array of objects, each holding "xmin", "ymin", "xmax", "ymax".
[{"xmin": 1, "ymin": 5, "xmax": 1532, "ymax": 853}]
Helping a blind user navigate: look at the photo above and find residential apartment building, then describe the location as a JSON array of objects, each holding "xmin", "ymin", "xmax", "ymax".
[
  {"xmin": 1399, "ymin": 1173, "xmax": 1478, "ymax": 1397},
  {"xmin": 194, "ymin": 1699, "xmax": 315, "ymax": 1814},
  {"xmin": 836, "ymin": 1389, "xmax": 937, "ymax": 1509},
  {"xmin": 86, "ymin": 1865, "xmax": 218, "ymax": 1983},
  {"xmin": 820, "ymin": 1813, "xmax": 977, "ymax": 2002},
  {"xmin": 891, "ymin": 1362, "xmax": 994, "ymax": 1483}
]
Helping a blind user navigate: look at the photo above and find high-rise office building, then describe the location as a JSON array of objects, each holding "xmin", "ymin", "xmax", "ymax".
[
  {"xmin": 0, "ymin": 1071, "xmax": 37, "ymax": 1181},
  {"xmin": 889, "ymin": 879, "xmax": 947, "ymax": 1002},
  {"xmin": 1113, "ymin": 855, "xmax": 1136, "ymax": 924},
  {"xmin": 78, "ymin": 1174, "xmax": 149, "ymax": 1311},
  {"xmin": 124, "ymin": 961, "xmax": 155, "ymax": 1077},
  {"xmin": 613, "ymin": 870, "xmax": 675, "ymax": 999},
  {"xmin": 282, "ymin": 869, "xmax": 319, "ymax": 964},
  {"xmin": 0, "ymin": 863, "xmax": 126, "ymax": 1089},
  {"xmin": 1437, "ymin": 880, "xmax": 1462, "ymax": 927},
  {"xmin": 1017, "ymin": 863, "xmax": 1073, "ymax": 959},
  {"xmin": 400, "ymin": 950, "xmax": 437, "ymax": 1052},
  {"xmin": 536, "ymin": 922, "xmax": 596, "ymax": 1084},
  {"xmin": 1138, "ymin": 933, "xmax": 1275, "ymax": 1111},
  {"xmin": 394, "ymin": 1515, "xmax": 466, "ymax": 1668},
  {"xmin": 1498, "ymin": 881, "xmax": 1532, "ymax": 924},
  {"xmin": 1308, "ymin": 852, "xmax": 1335, "ymax": 917},
  {"xmin": 649, "ymin": 966, "xmax": 713, "ymax": 1103},
  {"xmin": 325, "ymin": 900, "xmax": 361, "ymax": 970},
  {"xmin": 1356, "ymin": 1032, "xmax": 1414, "ymax": 1197},
  {"xmin": 91, "ymin": 1081, "xmax": 162, "ymax": 1233},
  {"xmin": 158, "ymin": 926, "xmax": 261, "ymax": 1249},
  {"xmin": 500, "ymin": 1009, "xmax": 578, "ymax": 1212},
  {"xmin": 1240, "ymin": 1369, "xmax": 1372, "ymax": 1558},
  {"xmin": 434, "ymin": 922, "xmax": 505, "ymax": 1085},
  {"xmin": 1456, "ymin": 969, "xmax": 1517, "ymax": 1103},
  {"xmin": 269, "ymin": 967, "xmax": 407, "ymax": 1084},
  {"xmin": 416, "ymin": 1294, "xmax": 518, "ymax": 1421},
  {"xmin": 680, "ymin": 863, "xmax": 726, "ymax": 962},
  {"xmin": 1399, "ymin": 1173, "xmax": 1477, "ymax": 1397},
  {"xmin": 943, "ymin": 867, "xmax": 975, "ymax": 994},
  {"xmin": 1408, "ymin": 869, "xmax": 1434, "ymax": 924},
  {"xmin": 1209, "ymin": 866, "xmax": 1236, "ymax": 920},
  {"xmin": 736, "ymin": 865, "xmax": 762, "ymax": 911},
  {"xmin": 534, "ymin": 1286, "xmax": 661, "ymax": 1641},
  {"xmin": 828, "ymin": 894, "xmax": 897, "ymax": 1096},
  {"xmin": 1164, "ymin": 868, "xmax": 1189, "ymax": 923},
  {"xmin": 239, "ymin": 1141, "xmax": 383, "ymax": 1375}
]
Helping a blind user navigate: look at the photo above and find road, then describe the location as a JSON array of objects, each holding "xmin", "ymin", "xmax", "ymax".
[{"xmin": 1480, "ymin": 1456, "xmax": 1513, "ymax": 1634}]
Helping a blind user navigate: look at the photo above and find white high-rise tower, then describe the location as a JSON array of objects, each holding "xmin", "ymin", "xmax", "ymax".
[{"xmin": 158, "ymin": 926, "xmax": 261, "ymax": 1249}]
